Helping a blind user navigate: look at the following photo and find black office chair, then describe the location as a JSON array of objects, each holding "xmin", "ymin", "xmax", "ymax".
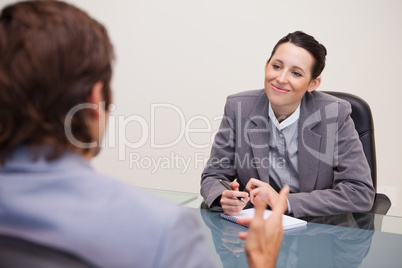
[
  {"xmin": 0, "ymin": 234, "xmax": 98, "ymax": 268},
  {"xmin": 323, "ymin": 91, "xmax": 391, "ymax": 215}
]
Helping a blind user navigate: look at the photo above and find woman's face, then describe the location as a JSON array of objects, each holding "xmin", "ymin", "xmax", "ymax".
[{"xmin": 264, "ymin": 42, "xmax": 321, "ymax": 118}]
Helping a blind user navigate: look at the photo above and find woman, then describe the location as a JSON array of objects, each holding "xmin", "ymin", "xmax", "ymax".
[{"xmin": 201, "ymin": 31, "xmax": 375, "ymax": 217}]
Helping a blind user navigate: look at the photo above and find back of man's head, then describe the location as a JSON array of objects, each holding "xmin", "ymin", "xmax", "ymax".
[{"xmin": 0, "ymin": 0, "xmax": 114, "ymax": 164}]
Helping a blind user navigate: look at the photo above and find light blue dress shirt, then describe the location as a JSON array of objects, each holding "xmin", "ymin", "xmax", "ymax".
[{"xmin": 0, "ymin": 147, "xmax": 214, "ymax": 268}]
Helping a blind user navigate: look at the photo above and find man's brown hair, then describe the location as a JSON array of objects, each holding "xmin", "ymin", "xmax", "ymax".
[{"xmin": 0, "ymin": 0, "xmax": 114, "ymax": 164}]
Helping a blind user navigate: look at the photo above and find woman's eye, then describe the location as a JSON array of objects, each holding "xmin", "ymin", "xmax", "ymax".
[
  {"xmin": 272, "ymin": 64, "xmax": 281, "ymax": 70},
  {"xmin": 292, "ymin": 71, "xmax": 302, "ymax": 77}
]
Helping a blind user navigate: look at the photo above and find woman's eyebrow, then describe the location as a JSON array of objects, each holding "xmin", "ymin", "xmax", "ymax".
[{"xmin": 271, "ymin": 59, "xmax": 283, "ymax": 64}]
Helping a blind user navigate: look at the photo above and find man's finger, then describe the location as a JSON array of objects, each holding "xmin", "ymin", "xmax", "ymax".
[
  {"xmin": 236, "ymin": 217, "xmax": 252, "ymax": 226},
  {"xmin": 253, "ymin": 197, "xmax": 266, "ymax": 219},
  {"xmin": 238, "ymin": 231, "xmax": 248, "ymax": 240},
  {"xmin": 272, "ymin": 185, "xmax": 289, "ymax": 215}
]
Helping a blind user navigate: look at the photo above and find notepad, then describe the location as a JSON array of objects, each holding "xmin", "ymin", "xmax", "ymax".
[{"xmin": 220, "ymin": 208, "xmax": 307, "ymax": 230}]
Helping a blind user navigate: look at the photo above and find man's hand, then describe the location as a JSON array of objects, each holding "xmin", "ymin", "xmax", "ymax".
[{"xmin": 238, "ymin": 186, "xmax": 290, "ymax": 268}]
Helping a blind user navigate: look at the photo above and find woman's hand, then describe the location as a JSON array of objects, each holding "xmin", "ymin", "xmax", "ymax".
[
  {"xmin": 246, "ymin": 178, "xmax": 285, "ymax": 210},
  {"xmin": 238, "ymin": 186, "xmax": 290, "ymax": 268},
  {"xmin": 220, "ymin": 180, "xmax": 250, "ymax": 215}
]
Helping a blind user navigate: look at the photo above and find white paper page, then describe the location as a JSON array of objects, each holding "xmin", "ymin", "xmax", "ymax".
[{"xmin": 232, "ymin": 208, "xmax": 307, "ymax": 230}]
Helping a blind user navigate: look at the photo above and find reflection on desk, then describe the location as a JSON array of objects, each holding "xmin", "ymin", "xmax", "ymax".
[
  {"xmin": 197, "ymin": 209, "xmax": 402, "ymax": 268},
  {"xmin": 140, "ymin": 188, "xmax": 198, "ymax": 205}
]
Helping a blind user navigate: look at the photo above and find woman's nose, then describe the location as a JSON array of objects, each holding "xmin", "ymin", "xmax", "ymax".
[{"xmin": 276, "ymin": 70, "xmax": 288, "ymax": 84}]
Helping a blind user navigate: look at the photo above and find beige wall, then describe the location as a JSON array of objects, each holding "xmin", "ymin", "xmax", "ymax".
[{"xmin": 2, "ymin": 0, "xmax": 401, "ymax": 216}]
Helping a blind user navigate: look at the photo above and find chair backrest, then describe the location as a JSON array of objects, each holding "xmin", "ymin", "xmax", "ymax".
[
  {"xmin": 0, "ymin": 235, "xmax": 97, "ymax": 268},
  {"xmin": 322, "ymin": 91, "xmax": 377, "ymax": 189}
]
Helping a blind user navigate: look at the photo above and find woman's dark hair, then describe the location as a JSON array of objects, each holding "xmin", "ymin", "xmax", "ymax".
[
  {"xmin": 269, "ymin": 31, "xmax": 327, "ymax": 79},
  {"xmin": 0, "ymin": 1, "xmax": 114, "ymax": 164}
]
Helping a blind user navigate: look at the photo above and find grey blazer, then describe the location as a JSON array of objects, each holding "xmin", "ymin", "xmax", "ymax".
[{"xmin": 201, "ymin": 89, "xmax": 375, "ymax": 217}]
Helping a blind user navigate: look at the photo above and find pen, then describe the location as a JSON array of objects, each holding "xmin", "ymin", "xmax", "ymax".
[{"xmin": 219, "ymin": 179, "xmax": 247, "ymax": 203}]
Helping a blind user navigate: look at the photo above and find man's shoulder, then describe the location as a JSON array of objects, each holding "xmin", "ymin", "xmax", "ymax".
[
  {"xmin": 12, "ymin": 150, "xmax": 191, "ymax": 226},
  {"xmin": 90, "ymin": 171, "xmax": 187, "ymax": 217}
]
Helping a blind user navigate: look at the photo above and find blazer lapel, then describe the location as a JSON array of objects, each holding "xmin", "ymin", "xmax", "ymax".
[
  {"xmin": 246, "ymin": 91, "xmax": 270, "ymax": 183},
  {"xmin": 245, "ymin": 91, "xmax": 323, "ymax": 191},
  {"xmin": 298, "ymin": 93, "xmax": 322, "ymax": 192}
]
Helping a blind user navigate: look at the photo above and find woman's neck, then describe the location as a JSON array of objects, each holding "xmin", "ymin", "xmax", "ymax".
[{"xmin": 271, "ymin": 104, "xmax": 299, "ymax": 123}]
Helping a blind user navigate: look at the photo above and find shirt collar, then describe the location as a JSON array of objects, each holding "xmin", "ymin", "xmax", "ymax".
[
  {"xmin": 268, "ymin": 102, "xmax": 301, "ymax": 131},
  {"xmin": 1, "ymin": 146, "xmax": 92, "ymax": 172}
]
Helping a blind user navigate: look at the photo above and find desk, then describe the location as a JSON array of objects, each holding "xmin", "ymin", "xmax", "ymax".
[
  {"xmin": 139, "ymin": 189, "xmax": 402, "ymax": 267},
  {"xmin": 194, "ymin": 208, "xmax": 402, "ymax": 268},
  {"xmin": 141, "ymin": 188, "xmax": 198, "ymax": 205}
]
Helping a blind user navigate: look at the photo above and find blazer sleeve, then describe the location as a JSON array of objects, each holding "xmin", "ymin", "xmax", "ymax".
[
  {"xmin": 200, "ymin": 98, "xmax": 238, "ymax": 210},
  {"xmin": 288, "ymin": 101, "xmax": 375, "ymax": 217}
]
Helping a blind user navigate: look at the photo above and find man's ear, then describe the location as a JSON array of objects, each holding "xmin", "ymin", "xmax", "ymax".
[
  {"xmin": 307, "ymin": 76, "xmax": 321, "ymax": 93},
  {"xmin": 86, "ymin": 81, "xmax": 104, "ymax": 119}
]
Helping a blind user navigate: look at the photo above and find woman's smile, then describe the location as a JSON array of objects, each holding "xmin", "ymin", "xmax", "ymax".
[{"xmin": 271, "ymin": 84, "xmax": 290, "ymax": 94}]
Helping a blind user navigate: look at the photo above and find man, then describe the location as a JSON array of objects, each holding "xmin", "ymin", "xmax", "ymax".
[
  {"xmin": 0, "ymin": 1, "xmax": 212, "ymax": 267},
  {"xmin": 0, "ymin": 1, "xmax": 285, "ymax": 268}
]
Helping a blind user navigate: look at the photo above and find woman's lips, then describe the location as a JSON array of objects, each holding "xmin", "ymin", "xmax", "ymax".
[{"xmin": 271, "ymin": 84, "xmax": 290, "ymax": 93}]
